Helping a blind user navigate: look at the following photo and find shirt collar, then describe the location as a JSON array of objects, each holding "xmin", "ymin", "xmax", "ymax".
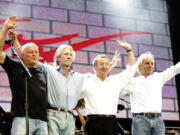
[
  {"xmin": 56, "ymin": 66, "xmax": 74, "ymax": 75},
  {"xmin": 93, "ymin": 74, "xmax": 109, "ymax": 81}
]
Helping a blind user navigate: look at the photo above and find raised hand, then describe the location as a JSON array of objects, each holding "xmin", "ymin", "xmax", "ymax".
[
  {"xmin": 4, "ymin": 16, "xmax": 16, "ymax": 30},
  {"xmin": 8, "ymin": 29, "xmax": 17, "ymax": 39},
  {"xmin": 117, "ymin": 40, "xmax": 131, "ymax": 51},
  {"xmin": 110, "ymin": 50, "xmax": 121, "ymax": 69}
]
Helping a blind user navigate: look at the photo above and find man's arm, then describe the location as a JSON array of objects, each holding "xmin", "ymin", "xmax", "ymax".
[
  {"xmin": 8, "ymin": 29, "xmax": 22, "ymax": 57},
  {"xmin": 117, "ymin": 40, "xmax": 136, "ymax": 66},
  {"xmin": 0, "ymin": 16, "xmax": 16, "ymax": 64},
  {"xmin": 75, "ymin": 108, "xmax": 86, "ymax": 127}
]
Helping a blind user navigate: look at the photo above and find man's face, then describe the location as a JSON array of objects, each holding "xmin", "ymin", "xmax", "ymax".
[
  {"xmin": 94, "ymin": 57, "xmax": 110, "ymax": 76},
  {"xmin": 58, "ymin": 48, "xmax": 73, "ymax": 67},
  {"xmin": 139, "ymin": 57, "xmax": 154, "ymax": 77},
  {"xmin": 22, "ymin": 45, "xmax": 39, "ymax": 68}
]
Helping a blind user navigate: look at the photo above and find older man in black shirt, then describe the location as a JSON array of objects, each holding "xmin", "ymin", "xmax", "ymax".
[{"xmin": 0, "ymin": 16, "xmax": 48, "ymax": 135}]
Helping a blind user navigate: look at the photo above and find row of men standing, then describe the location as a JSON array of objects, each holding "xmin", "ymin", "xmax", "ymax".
[{"xmin": 1, "ymin": 16, "xmax": 180, "ymax": 135}]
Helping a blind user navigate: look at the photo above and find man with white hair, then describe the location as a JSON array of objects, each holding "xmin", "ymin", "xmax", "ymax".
[
  {"xmin": 45, "ymin": 44, "xmax": 85, "ymax": 135},
  {"xmin": 0, "ymin": 17, "xmax": 48, "ymax": 135},
  {"xmin": 80, "ymin": 40, "xmax": 136, "ymax": 135},
  {"xmin": 45, "ymin": 40, "xmax": 135, "ymax": 135},
  {"xmin": 45, "ymin": 44, "xmax": 119, "ymax": 135},
  {"xmin": 123, "ymin": 51, "xmax": 180, "ymax": 135}
]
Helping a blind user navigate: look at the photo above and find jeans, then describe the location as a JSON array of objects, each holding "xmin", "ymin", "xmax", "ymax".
[
  {"xmin": 132, "ymin": 115, "xmax": 165, "ymax": 135},
  {"xmin": 11, "ymin": 117, "xmax": 48, "ymax": 135},
  {"xmin": 47, "ymin": 109, "xmax": 75, "ymax": 135}
]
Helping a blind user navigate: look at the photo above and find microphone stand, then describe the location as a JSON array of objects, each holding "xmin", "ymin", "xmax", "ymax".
[
  {"xmin": 8, "ymin": 40, "xmax": 32, "ymax": 135},
  {"xmin": 117, "ymin": 123, "xmax": 130, "ymax": 135}
]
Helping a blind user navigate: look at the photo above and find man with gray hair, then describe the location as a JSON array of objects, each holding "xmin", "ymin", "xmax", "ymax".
[
  {"xmin": 0, "ymin": 16, "xmax": 48, "ymax": 135},
  {"xmin": 122, "ymin": 51, "xmax": 180, "ymax": 135},
  {"xmin": 45, "ymin": 44, "xmax": 85, "ymax": 135},
  {"xmin": 45, "ymin": 40, "xmax": 133, "ymax": 135},
  {"xmin": 45, "ymin": 43, "xmax": 119, "ymax": 135}
]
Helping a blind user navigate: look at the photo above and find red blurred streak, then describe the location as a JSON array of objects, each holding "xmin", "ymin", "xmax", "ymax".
[
  {"xmin": 2, "ymin": 32, "xmax": 152, "ymax": 62},
  {"xmin": 39, "ymin": 32, "xmax": 152, "ymax": 62},
  {"xmin": 39, "ymin": 48, "xmax": 56, "ymax": 63},
  {"xmin": 71, "ymin": 32, "xmax": 151, "ymax": 51},
  {"xmin": 0, "ymin": 19, "xmax": 31, "ymax": 24},
  {"xmin": 17, "ymin": 34, "xmax": 79, "ymax": 45}
]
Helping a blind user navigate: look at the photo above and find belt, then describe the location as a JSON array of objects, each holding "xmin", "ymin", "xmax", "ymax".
[
  {"xmin": 48, "ymin": 106, "xmax": 72, "ymax": 114},
  {"xmin": 87, "ymin": 114, "xmax": 116, "ymax": 118},
  {"xmin": 132, "ymin": 113, "xmax": 161, "ymax": 117}
]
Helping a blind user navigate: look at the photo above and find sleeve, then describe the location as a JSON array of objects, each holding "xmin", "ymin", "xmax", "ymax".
[
  {"xmin": 110, "ymin": 65, "xmax": 137, "ymax": 87},
  {"xmin": 1, "ymin": 55, "xmax": 15, "ymax": 73},
  {"xmin": 159, "ymin": 61, "xmax": 180, "ymax": 84}
]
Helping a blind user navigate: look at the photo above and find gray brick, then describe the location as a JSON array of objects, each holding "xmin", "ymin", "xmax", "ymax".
[
  {"xmin": 33, "ymin": 6, "xmax": 68, "ymax": 21},
  {"xmin": 87, "ymin": 26, "xmax": 119, "ymax": 38},
  {"xmin": 161, "ymin": 112, "xmax": 179, "ymax": 120},
  {"xmin": 74, "ymin": 51, "xmax": 88, "ymax": 64},
  {"xmin": 0, "ymin": 2, "xmax": 31, "ymax": 17},
  {"xmin": 150, "ymin": 10, "xmax": 168, "ymax": 23},
  {"xmin": 136, "ymin": 20, "xmax": 166, "ymax": 35},
  {"xmin": 70, "ymin": 11, "xmax": 103, "ymax": 26},
  {"xmin": 104, "ymin": 16, "xmax": 136, "ymax": 31},
  {"xmin": 153, "ymin": 35, "xmax": 171, "ymax": 47},
  {"xmin": 0, "ymin": 87, "xmax": 11, "ymax": 101},
  {"xmin": 17, "ymin": 19, "xmax": 50, "ymax": 33},
  {"xmin": 138, "ymin": 44, "xmax": 169, "ymax": 59},
  {"xmin": 87, "ymin": 1, "xmax": 120, "ymax": 16},
  {"xmin": 51, "ymin": 0, "xmax": 85, "ymax": 11},
  {"xmin": 52, "ymin": 22, "xmax": 86, "ymax": 37},
  {"xmin": 14, "ymin": 0, "xmax": 49, "ymax": 6},
  {"xmin": 175, "ymin": 99, "xmax": 179, "ymax": 112},
  {"xmin": 134, "ymin": 0, "xmax": 164, "ymax": 11},
  {"xmin": 121, "ymin": 31, "xmax": 153, "ymax": 45},
  {"xmin": 156, "ymin": 59, "xmax": 173, "ymax": 72},
  {"xmin": 163, "ymin": 86, "xmax": 177, "ymax": 98},
  {"xmin": 73, "ymin": 65, "xmax": 93, "ymax": 74},
  {"xmin": 132, "ymin": 8, "xmax": 150, "ymax": 21},
  {"xmin": 169, "ymin": 48, "xmax": 173, "ymax": 60},
  {"xmin": 166, "ymin": 24, "xmax": 170, "ymax": 36},
  {"xmin": 162, "ymin": 98, "xmax": 175, "ymax": 111}
]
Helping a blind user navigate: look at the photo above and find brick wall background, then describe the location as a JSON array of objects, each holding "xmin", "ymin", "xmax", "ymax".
[{"xmin": 0, "ymin": 0, "xmax": 179, "ymax": 120}]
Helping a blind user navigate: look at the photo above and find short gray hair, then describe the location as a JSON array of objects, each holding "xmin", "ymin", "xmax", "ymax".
[
  {"xmin": 136, "ymin": 51, "xmax": 154, "ymax": 74},
  {"xmin": 53, "ymin": 44, "xmax": 75, "ymax": 67},
  {"xmin": 22, "ymin": 42, "xmax": 38, "ymax": 53}
]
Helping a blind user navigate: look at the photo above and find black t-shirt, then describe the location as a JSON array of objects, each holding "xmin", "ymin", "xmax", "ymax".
[{"xmin": 1, "ymin": 56, "xmax": 48, "ymax": 121}]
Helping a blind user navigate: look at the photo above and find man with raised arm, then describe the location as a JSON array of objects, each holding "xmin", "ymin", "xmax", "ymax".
[
  {"xmin": 80, "ymin": 40, "xmax": 136, "ymax": 135},
  {"xmin": 123, "ymin": 52, "xmax": 180, "ymax": 135},
  {"xmin": 0, "ymin": 16, "xmax": 48, "ymax": 135}
]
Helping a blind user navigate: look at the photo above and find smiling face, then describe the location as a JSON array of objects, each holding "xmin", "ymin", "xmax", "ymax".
[
  {"xmin": 22, "ymin": 44, "xmax": 39, "ymax": 68},
  {"xmin": 139, "ymin": 57, "xmax": 154, "ymax": 77},
  {"xmin": 94, "ymin": 57, "xmax": 110, "ymax": 77},
  {"xmin": 58, "ymin": 48, "xmax": 73, "ymax": 68}
]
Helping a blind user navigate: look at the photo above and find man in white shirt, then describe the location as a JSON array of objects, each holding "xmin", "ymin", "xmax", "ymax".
[
  {"xmin": 81, "ymin": 40, "xmax": 136, "ymax": 135},
  {"xmin": 124, "ymin": 52, "xmax": 180, "ymax": 135}
]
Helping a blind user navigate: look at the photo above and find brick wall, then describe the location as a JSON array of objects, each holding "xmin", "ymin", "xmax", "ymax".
[{"xmin": 0, "ymin": 0, "xmax": 179, "ymax": 120}]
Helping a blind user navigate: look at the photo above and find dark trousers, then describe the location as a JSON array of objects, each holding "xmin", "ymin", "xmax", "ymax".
[{"xmin": 85, "ymin": 115, "xmax": 117, "ymax": 135}]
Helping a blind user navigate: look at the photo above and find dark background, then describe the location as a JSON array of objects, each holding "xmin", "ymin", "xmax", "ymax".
[{"xmin": 166, "ymin": 0, "xmax": 180, "ymax": 119}]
